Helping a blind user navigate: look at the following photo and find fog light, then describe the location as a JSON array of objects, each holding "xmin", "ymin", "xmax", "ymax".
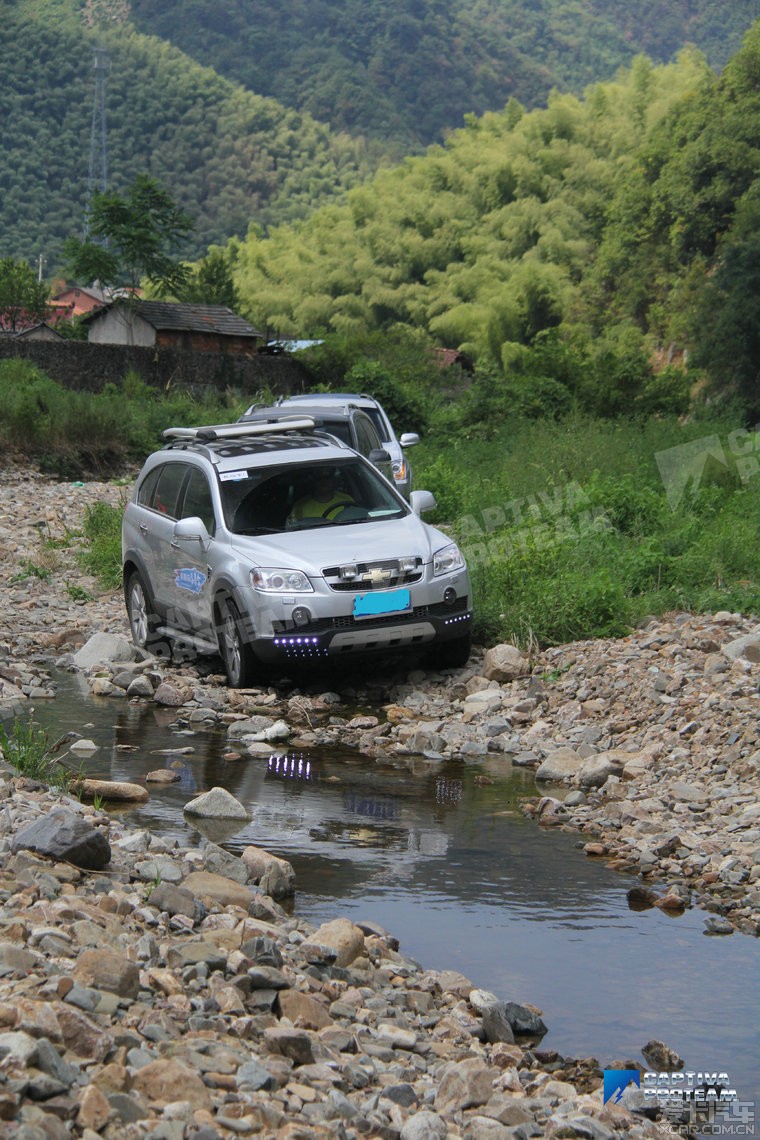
[
  {"xmin": 443, "ymin": 587, "xmax": 457, "ymax": 606},
  {"xmin": 292, "ymin": 606, "xmax": 311, "ymax": 626}
]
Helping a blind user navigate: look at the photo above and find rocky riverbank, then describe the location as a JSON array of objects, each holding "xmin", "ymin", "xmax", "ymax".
[{"xmin": 0, "ymin": 464, "xmax": 758, "ymax": 1137}]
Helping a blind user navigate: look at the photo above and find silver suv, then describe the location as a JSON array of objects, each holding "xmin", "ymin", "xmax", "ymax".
[
  {"xmin": 122, "ymin": 420, "xmax": 472, "ymax": 686},
  {"xmin": 273, "ymin": 393, "xmax": 420, "ymax": 499}
]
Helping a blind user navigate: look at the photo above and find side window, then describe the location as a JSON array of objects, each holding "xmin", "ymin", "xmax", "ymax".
[
  {"xmin": 324, "ymin": 421, "xmax": 350, "ymax": 446},
  {"xmin": 355, "ymin": 417, "xmax": 378, "ymax": 457},
  {"xmin": 136, "ymin": 467, "xmax": 161, "ymax": 507},
  {"xmin": 150, "ymin": 463, "xmax": 188, "ymax": 518},
  {"xmin": 180, "ymin": 467, "xmax": 216, "ymax": 534}
]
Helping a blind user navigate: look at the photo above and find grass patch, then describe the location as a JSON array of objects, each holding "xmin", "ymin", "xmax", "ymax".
[
  {"xmin": 416, "ymin": 411, "xmax": 760, "ymax": 648},
  {"xmin": 0, "ymin": 719, "xmax": 72, "ymax": 790},
  {"xmin": 78, "ymin": 501, "xmax": 124, "ymax": 591}
]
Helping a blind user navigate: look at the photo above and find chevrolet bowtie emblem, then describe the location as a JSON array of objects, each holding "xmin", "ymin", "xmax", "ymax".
[{"xmin": 363, "ymin": 567, "xmax": 393, "ymax": 586}]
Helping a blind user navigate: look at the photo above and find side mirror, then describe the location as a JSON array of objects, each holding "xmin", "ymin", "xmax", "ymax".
[
  {"xmin": 368, "ymin": 448, "xmax": 392, "ymax": 464},
  {"xmin": 400, "ymin": 433, "xmax": 420, "ymax": 448},
  {"xmin": 174, "ymin": 516, "xmax": 211, "ymax": 549},
  {"xmin": 410, "ymin": 490, "xmax": 436, "ymax": 515}
]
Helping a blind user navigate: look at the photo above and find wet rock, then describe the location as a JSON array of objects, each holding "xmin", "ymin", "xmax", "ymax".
[
  {"xmin": 183, "ymin": 786, "xmax": 249, "ymax": 820},
  {"xmin": 154, "ymin": 681, "xmax": 187, "ymax": 706},
  {"xmin": 641, "ymin": 1039, "xmax": 683, "ymax": 1070},
  {"xmin": 503, "ymin": 1001, "xmax": 548, "ymax": 1038},
  {"xmin": 301, "ymin": 917, "xmax": 365, "ymax": 967},
  {"xmin": 240, "ymin": 844, "xmax": 296, "ymax": 898}
]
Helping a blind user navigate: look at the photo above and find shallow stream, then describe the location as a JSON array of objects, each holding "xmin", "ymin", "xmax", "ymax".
[{"xmin": 26, "ymin": 671, "xmax": 760, "ymax": 1106}]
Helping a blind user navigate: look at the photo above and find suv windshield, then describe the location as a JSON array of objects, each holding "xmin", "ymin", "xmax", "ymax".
[{"xmin": 220, "ymin": 456, "xmax": 406, "ymax": 535}]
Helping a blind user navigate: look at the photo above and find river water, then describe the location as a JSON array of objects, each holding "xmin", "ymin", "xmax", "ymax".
[{"xmin": 25, "ymin": 671, "xmax": 760, "ymax": 1107}]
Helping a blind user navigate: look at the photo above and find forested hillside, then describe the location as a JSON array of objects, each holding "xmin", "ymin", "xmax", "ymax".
[
  {"xmin": 0, "ymin": 1, "xmax": 372, "ymax": 269},
  {"xmin": 2, "ymin": 0, "xmax": 759, "ymax": 275},
  {"xmin": 130, "ymin": 0, "xmax": 760, "ymax": 151},
  {"xmin": 233, "ymin": 25, "xmax": 760, "ymax": 416}
]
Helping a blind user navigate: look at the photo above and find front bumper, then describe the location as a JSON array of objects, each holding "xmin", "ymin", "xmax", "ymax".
[{"xmin": 252, "ymin": 595, "xmax": 472, "ymax": 663}]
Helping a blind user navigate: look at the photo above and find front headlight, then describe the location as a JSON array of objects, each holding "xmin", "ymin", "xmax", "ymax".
[
  {"xmin": 433, "ymin": 542, "xmax": 465, "ymax": 576},
  {"xmin": 250, "ymin": 567, "xmax": 313, "ymax": 593},
  {"xmin": 392, "ymin": 459, "xmax": 407, "ymax": 482}
]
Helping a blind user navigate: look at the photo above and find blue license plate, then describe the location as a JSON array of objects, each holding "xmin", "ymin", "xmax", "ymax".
[{"xmin": 353, "ymin": 588, "xmax": 412, "ymax": 619}]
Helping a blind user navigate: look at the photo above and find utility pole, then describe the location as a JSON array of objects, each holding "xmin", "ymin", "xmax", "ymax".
[{"xmin": 83, "ymin": 46, "xmax": 110, "ymax": 240}]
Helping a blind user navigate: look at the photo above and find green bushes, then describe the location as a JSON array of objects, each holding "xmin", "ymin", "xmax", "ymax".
[
  {"xmin": 415, "ymin": 412, "xmax": 760, "ymax": 648},
  {"xmin": 0, "ymin": 362, "xmax": 242, "ymax": 477}
]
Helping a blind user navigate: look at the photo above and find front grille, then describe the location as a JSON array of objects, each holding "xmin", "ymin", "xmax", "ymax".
[{"xmin": 323, "ymin": 557, "xmax": 423, "ymax": 591}]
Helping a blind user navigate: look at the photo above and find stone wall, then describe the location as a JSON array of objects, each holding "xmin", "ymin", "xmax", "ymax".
[{"xmin": 0, "ymin": 340, "xmax": 311, "ymax": 399}]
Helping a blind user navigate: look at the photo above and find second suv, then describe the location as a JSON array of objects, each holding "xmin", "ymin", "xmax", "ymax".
[
  {"xmin": 122, "ymin": 420, "xmax": 472, "ymax": 687},
  {"xmin": 238, "ymin": 403, "xmax": 393, "ymax": 484},
  {"xmin": 272, "ymin": 393, "xmax": 420, "ymax": 499}
]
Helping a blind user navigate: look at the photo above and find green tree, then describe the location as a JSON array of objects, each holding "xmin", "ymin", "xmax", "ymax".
[
  {"xmin": 62, "ymin": 174, "xmax": 193, "ymax": 295},
  {"xmin": 179, "ymin": 243, "xmax": 240, "ymax": 308},
  {"xmin": 0, "ymin": 258, "xmax": 50, "ymax": 332}
]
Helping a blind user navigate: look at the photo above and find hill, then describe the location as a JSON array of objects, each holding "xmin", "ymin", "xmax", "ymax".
[
  {"xmin": 1, "ymin": 0, "xmax": 758, "ymax": 275},
  {"xmin": 129, "ymin": 0, "xmax": 760, "ymax": 150},
  {"xmin": 0, "ymin": 1, "xmax": 373, "ymax": 270},
  {"xmin": 231, "ymin": 25, "xmax": 760, "ymax": 416}
]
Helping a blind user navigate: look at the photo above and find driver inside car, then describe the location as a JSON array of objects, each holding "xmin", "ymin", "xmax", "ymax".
[{"xmin": 287, "ymin": 467, "xmax": 354, "ymax": 525}]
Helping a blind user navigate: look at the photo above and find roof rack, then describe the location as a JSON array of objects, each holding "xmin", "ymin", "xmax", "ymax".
[{"xmin": 162, "ymin": 418, "xmax": 316, "ymax": 442}]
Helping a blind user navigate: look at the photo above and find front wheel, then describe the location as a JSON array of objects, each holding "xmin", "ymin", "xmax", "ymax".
[
  {"xmin": 218, "ymin": 598, "xmax": 259, "ymax": 688},
  {"xmin": 126, "ymin": 570, "xmax": 164, "ymax": 654}
]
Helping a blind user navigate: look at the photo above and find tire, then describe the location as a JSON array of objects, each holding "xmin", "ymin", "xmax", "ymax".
[
  {"xmin": 432, "ymin": 633, "xmax": 472, "ymax": 670},
  {"xmin": 125, "ymin": 570, "xmax": 163, "ymax": 653},
  {"xmin": 218, "ymin": 598, "xmax": 259, "ymax": 688}
]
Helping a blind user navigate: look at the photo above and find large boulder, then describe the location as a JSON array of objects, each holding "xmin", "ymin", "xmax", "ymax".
[
  {"xmin": 535, "ymin": 747, "xmax": 584, "ymax": 782},
  {"xmin": 11, "ymin": 809, "xmax": 110, "ymax": 870},
  {"xmin": 482, "ymin": 644, "xmax": 531, "ymax": 683},
  {"xmin": 183, "ymin": 786, "xmax": 249, "ymax": 820},
  {"xmin": 71, "ymin": 633, "xmax": 134, "ymax": 670}
]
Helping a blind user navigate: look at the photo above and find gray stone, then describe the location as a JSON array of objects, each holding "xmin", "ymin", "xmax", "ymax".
[
  {"xmin": 503, "ymin": 1002, "xmax": 547, "ymax": 1038},
  {"xmin": 401, "ymin": 1111, "xmax": 448, "ymax": 1139},
  {"xmin": 481, "ymin": 1002, "xmax": 516, "ymax": 1044},
  {"xmin": 72, "ymin": 632, "xmax": 135, "ymax": 669},
  {"xmin": 148, "ymin": 882, "xmax": 198, "ymax": 919},
  {"xmin": 183, "ymin": 786, "xmax": 249, "ymax": 820},
  {"xmin": 236, "ymin": 1058, "xmax": 276, "ymax": 1091},
  {"xmin": 482, "ymin": 644, "xmax": 531, "ymax": 682},
  {"xmin": 434, "ymin": 1056, "xmax": 493, "ymax": 1113},
  {"xmin": 11, "ymin": 809, "xmax": 111, "ymax": 870},
  {"xmin": 535, "ymin": 748, "xmax": 584, "ymax": 781},
  {"xmin": 240, "ymin": 844, "xmax": 295, "ymax": 898},
  {"xmin": 202, "ymin": 842, "xmax": 250, "ymax": 884}
]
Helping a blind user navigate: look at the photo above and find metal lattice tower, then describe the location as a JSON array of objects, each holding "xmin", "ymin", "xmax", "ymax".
[{"xmin": 83, "ymin": 46, "xmax": 110, "ymax": 240}]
